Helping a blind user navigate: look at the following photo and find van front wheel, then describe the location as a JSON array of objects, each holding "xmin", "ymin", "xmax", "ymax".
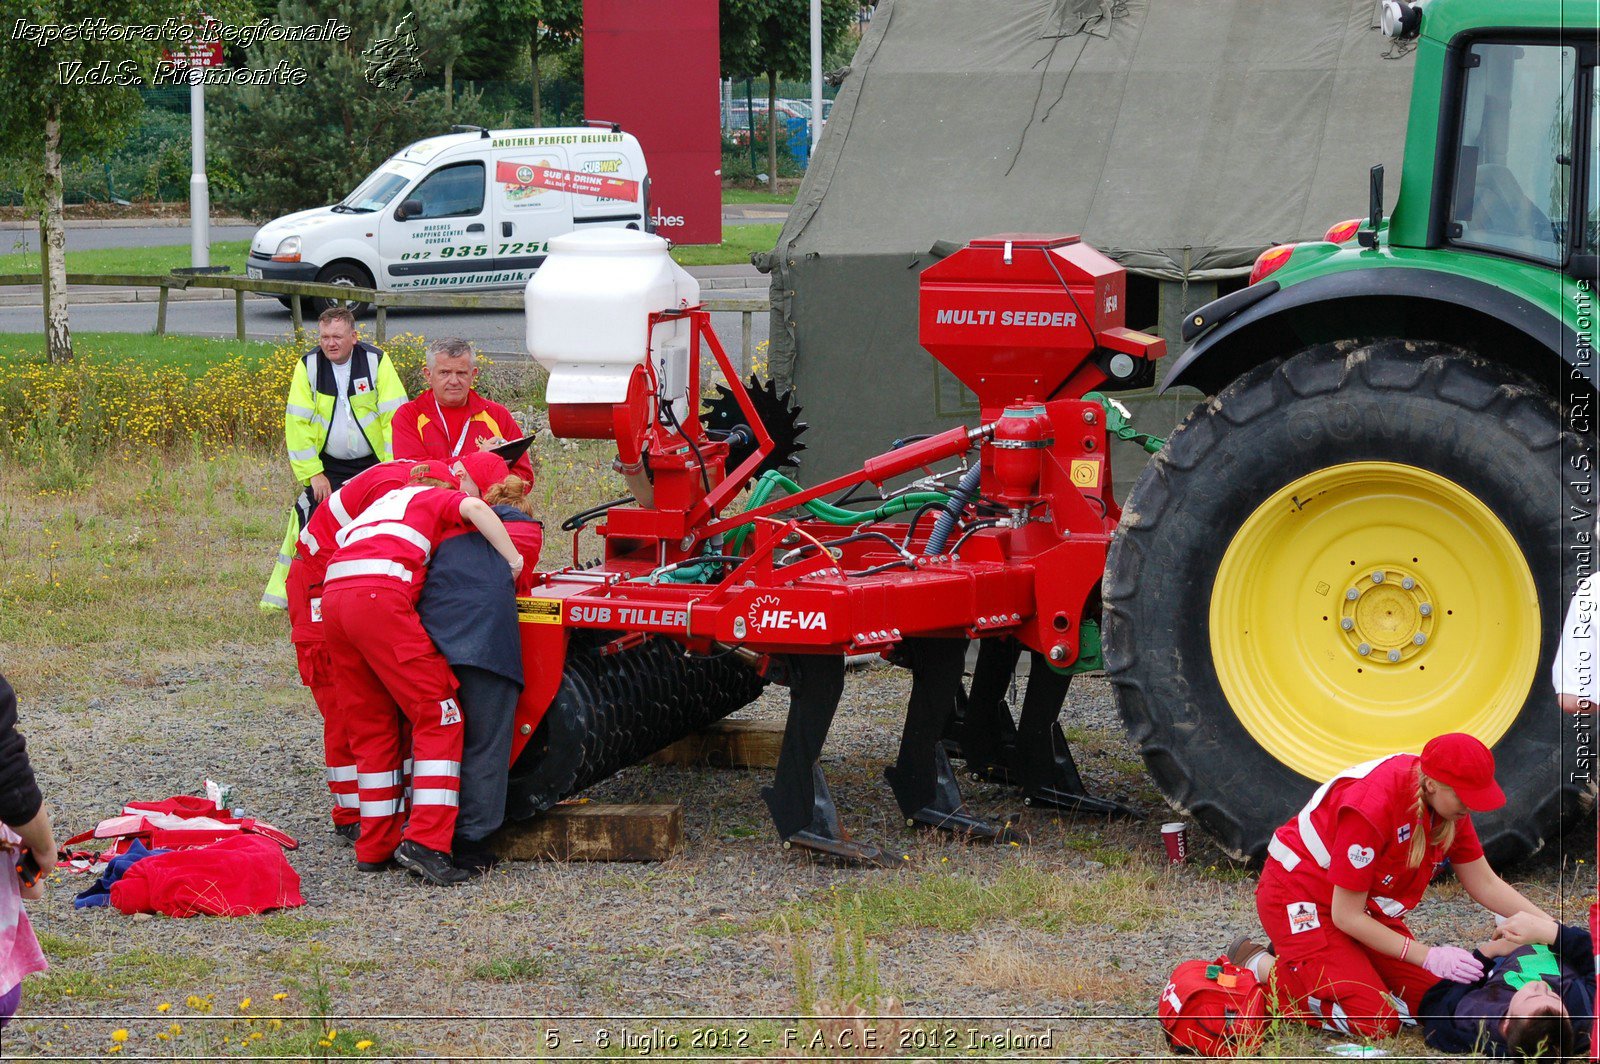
[{"xmin": 311, "ymin": 262, "xmax": 373, "ymax": 316}]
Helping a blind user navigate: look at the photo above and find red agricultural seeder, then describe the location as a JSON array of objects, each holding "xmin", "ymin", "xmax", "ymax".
[{"xmin": 504, "ymin": 234, "xmax": 1165, "ymax": 863}]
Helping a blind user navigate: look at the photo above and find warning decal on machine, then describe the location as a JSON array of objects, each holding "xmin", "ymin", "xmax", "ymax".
[
  {"xmin": 1069, "ymin": 460, "xmax": 1101, "ymax": 488},
  {"xmin": 517, "ymin": 598, "xmax": 563, "ymax": 624}
]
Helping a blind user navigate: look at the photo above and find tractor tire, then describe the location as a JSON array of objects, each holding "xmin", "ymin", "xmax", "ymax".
[
  {"xmin": 1104, "ymin": 340, "xmax": 1587, "ymax": 865},
  {"xmin": 309, "ymin": 262, "xmax": 373, "ymax": 316}
]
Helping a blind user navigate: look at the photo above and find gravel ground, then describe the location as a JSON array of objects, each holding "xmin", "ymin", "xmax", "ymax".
[{"xmin": 4, "ymin": 645, "xmax": 1593, "ymax": 1060}]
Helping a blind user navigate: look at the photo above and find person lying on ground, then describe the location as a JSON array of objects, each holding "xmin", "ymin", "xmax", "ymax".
[{"xmin": 1419, "ymin": 911, "xmax": 1594, "ymax": 1059}]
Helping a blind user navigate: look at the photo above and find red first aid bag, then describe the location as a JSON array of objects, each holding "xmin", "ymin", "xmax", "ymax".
[{"xmin": 1157, "ymin": 956, "xmax": 1270, "ymax": 1057}]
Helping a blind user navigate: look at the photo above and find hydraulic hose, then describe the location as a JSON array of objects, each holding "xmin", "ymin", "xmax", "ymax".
[
  {"xmin": 923, "ymin": 463, "xmax": 983, "ymax": 555},
  {"xmin": 725, "ymin": 471, "xmax": 950, "ymax": 555}
]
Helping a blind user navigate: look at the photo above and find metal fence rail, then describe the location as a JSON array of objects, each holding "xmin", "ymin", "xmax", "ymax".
[{"xmin": 0, "ymin": 273, "xmax": 771, "ymax": 370}]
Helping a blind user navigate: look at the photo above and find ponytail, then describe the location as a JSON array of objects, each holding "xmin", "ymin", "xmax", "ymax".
[
  {"xmin": 484, "ymin": 474, "xmax": 535, "ymax": 516},
  {"xmin": 1409, "ymin": 765, "xmax": 1457, "ymax": 867}
]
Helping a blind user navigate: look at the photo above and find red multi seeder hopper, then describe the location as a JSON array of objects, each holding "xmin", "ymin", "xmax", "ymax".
[{"xmin": 504, "ymin": 231, "xmax": 1164, "ymax": 862}]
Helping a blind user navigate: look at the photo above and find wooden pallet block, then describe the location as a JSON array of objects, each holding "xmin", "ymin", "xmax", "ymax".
[
  {"xmin": 491, "ymin": 802, "xmax": 682, "ymax": 862},
  {"xmin": 646, "ymin": 718, "xmax": 785, "ymax": 769}
]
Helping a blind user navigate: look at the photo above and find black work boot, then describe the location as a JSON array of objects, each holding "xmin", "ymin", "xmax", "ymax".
[
  {"xmin": 394, "ymin": 840, "xmax": 471, "ymax": 886},
  {"xmin": 332, "ymin": 822, "xmax": 360, "ymax": 847}
]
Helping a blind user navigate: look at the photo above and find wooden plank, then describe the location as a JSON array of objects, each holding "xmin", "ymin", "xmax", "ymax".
[
  {"xmin": 155, "ymin": 285, "xmax": 169, "ymax": 336},
  {"xmin": 375, "ymin": 304, "xmax": 387, "ymax": 345},
  {"xmin": 492, "ymin": 802, "xmax": 681, "ymax": 862},
  {"xmin": 289, "ymin": 294, "xmax": 303, "ymax": 342},
  {"xmin": 235, "ymin": 289, "xmax": 245, "ymax": 341},
  {"xmin": 646, "ymin": 718, "xmax": 783, "ymax": 769}
]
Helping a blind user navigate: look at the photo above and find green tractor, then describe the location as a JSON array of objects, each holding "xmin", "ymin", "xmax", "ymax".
[{"xmin": 1105, "ymin": 0, "xmax": 1595, "ymax": 863}]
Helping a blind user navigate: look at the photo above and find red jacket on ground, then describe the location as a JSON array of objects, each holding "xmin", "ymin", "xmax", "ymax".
[
  {"xmin": 109, "ymin": 835, "xmax": 304, "ymax": 917},
  {"xmin": 392, "ymin": 390, "xmax": 534, "ymax": 481}
]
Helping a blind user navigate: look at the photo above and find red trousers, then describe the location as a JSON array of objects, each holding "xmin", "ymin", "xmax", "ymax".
[
  {"xmin": 287, "ymin": 563, "xmax": 358, "ymax": 828},
  {"xmin": 1257, "ymin": 862, "xmax": 1439, "ymax": 1039},
  {"xmin": 322, "ymin": 584, "xmax": 463, "ymax": 862}
]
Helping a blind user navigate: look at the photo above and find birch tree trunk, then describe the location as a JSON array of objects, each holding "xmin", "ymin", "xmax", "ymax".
[{"xmin": 41, "ymin": 104, "xmax": 72, "ymax": 364}]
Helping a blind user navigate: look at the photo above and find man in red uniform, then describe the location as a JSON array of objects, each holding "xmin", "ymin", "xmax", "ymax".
[
  {"xmin": 1229, "ymin": 734, "xmax": 1552, "ymax": 1039},
  {"xmin": 285, "ymin": 459, "xmax": 456, "ymax": 844},
  {"xmin": 391, "ymin": 338, "xmax": 534, "ymax": 481},
  {"xmin": 320, "ymin": 469, "xmax": 523, "ymax": 885}
]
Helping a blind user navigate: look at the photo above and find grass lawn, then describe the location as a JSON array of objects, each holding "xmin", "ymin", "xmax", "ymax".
[
  {"xmin": 669, "ymin": 223, "xmax": 780, "ymax": 267},
  {"xmin": 0, "ymin": 331, "xmax": 279, "ymax": 375},
  {"xmin": 0, "ymin": 223, "xmax": 772, "ymax": 279},
  {"xmin": 721, "ymin": 187, "xmax": 798, "ymax": 205},
  {"xmin": 0, "ymin": 240, "xmax": 252, "ymax": 278}
]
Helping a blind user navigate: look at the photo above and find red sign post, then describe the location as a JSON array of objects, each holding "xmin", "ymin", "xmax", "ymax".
[{"xmin": 583, "ymin": 0, "xmax": 722, "ymax": 245}]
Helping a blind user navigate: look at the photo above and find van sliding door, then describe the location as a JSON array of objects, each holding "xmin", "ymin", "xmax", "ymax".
[{"xmin": 491, "ymin": 147, "xmax": 573, "ymax": 284}]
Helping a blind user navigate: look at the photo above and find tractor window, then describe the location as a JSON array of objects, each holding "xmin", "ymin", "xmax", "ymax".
[
  {"xmin": 1449, "ymin": 42, "xmax": 1575, "ymax": 265},
  {"xmin": 1587, "ymin": 69, "xmax": 1600, "ymax": 254}
]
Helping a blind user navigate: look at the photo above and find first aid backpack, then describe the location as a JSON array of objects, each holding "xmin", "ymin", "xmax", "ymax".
[{"xmin": 1157, "ymin": 955, "xmax": 1270, "ymax": 1057}]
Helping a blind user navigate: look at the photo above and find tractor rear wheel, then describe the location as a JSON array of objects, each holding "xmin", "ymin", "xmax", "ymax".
[{"xmin": 1104, "ymin": 340, "xmax": 1585, "ymax": 864}]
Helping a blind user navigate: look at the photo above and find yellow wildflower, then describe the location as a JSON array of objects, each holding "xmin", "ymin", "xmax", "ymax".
[
  {"xmin": 111, "ymin": 1029, "xmax": 128, "ymax": 1043},
  {"xmin": 357, "ymin": 1040, "xmax": 375, "ymax": 1050},
  {"xmin": 272, "ymin": 991, "xmax": 289, "ymax": 1001},
  {"xmin": 156, "ymin": 1002, "xmax": 171, "ymax": 1012},
  {"xmin": 238, "ymin": 996, "xmax": 252, "ymax": 1010}
]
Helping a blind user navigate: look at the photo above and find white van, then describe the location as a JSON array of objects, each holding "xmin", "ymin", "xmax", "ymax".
[{"xmin": 247, "ymin": 125, "xmax": 651, "ymax": 313}]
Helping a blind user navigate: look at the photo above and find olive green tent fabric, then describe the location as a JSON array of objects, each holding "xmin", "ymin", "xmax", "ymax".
[{"xmin": 759, "ymin": 0, "xmax": 1416, "ymax": 482}]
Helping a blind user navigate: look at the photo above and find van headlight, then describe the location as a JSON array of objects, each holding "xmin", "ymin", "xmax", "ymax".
[{"xmin": 271, "ymin": 236, "xmax": 302, "ymax": 263}]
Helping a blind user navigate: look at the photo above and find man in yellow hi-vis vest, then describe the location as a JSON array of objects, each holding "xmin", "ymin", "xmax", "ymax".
[{"xmin": 260, "ymin": 307, "xmax": 407, "ymax": 609}]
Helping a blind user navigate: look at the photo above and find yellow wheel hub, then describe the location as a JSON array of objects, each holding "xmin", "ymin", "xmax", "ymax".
[{"xmin": 1210, "ymin": 461, "xmax": 1536, "ymax": 781}]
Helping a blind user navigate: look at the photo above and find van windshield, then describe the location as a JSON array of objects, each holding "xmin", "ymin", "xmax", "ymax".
[{"xmin": 337, "ymin": 167, "xmax": 414, "ymax": 213}]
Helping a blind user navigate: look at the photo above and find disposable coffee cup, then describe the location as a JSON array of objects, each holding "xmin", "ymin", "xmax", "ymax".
[{"xmin": 1161, "ymin": 821, "xmax": 1189, "ymax": 863}]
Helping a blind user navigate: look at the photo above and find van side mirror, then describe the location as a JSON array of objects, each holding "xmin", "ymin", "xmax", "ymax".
[{"xmin": 395, "ymin": 199, "xmax": 422, "ymax": 221}]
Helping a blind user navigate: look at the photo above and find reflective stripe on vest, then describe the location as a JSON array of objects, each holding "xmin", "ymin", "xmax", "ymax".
[
  {"xmin": 1270, "ymin": 754, "xmax": 1405, "ymax": 872},
  {"xmin": 325, "ymin": 559, "xmax": 415, "ymax": 584}
]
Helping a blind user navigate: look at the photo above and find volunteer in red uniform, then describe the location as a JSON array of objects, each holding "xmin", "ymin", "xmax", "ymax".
[
  {"xmin": 391, "ymin": 337, "xmax": 534, "ymax": 482},
  {"xmin": 1228, "ymin": 733, "xmax": 1551, "ymax": 1039},
  {"xmin": 319, "ymin": 463, "xmax": 524, "ymax": 886},
  {"xmin": 284, "ymin": 458, "xmax": 450, "ymax": 844}
]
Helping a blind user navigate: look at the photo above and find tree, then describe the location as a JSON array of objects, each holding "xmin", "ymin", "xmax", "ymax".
[
  {"xmin": 721, "ymin": 0, "xmax": 854, "ymax": 192},
  {"xmin": 484, "ymin": 0, "xmax": 581, "ymax": 126},
  {"xmin": 0, "ymin": 0, "xmax": 248, "ymax": 363},
  {"xmin": 408, "ymin": 0, "xmax": 482, "ymax": 117},
  {"xmin": 213, "ymin": 0, "xmax": 491, "ymax": 218}
]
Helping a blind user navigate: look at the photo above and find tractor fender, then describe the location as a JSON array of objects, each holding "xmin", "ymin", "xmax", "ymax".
[{"xmin": 1161, "ymin": 267, "xmax": 1583, "ymax": 395}]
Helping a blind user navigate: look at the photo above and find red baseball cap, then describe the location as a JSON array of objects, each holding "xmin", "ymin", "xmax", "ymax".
[
  {"xmin": 1420, "ymin": 733, "xmax": 1505, "ymax": 811},
  {"xmin": 408, "ymin": 459, "xmax": 460, "ymax": 488},
  {"xmin": 455, "ymin": 452, "xmax": 511, "ymax": 494}
]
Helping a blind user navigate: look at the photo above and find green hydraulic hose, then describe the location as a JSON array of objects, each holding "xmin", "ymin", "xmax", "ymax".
[
  {"xmin": 1085, "ymin": 391, "xmax": 1165, "ymax": 455},
  {"xmin": 725, "ymin": 470, "xmax": 951, "ymax": 556}
]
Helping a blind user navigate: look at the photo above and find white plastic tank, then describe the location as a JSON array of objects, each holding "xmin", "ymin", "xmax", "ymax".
[{"xmin": 525, "ymin": 229, "xmax": 701, "ymax": 405}]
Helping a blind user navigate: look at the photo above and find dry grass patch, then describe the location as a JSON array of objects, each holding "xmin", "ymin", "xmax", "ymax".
[{"xmin": 961, "ymin": 940, "xmax": 1147, "ymax": 1005}]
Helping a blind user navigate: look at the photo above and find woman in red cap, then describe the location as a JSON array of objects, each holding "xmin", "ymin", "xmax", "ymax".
[
  {"xmin": 321, "ymin": 461, "xmax": 524, "ymax": 885},
  {"xmin": 1227, "ymin": 733, "xmax": 1552, "ymax": 1040}
]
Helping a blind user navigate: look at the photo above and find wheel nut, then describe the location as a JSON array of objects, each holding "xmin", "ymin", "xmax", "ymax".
[
  {"xmin": 1401, "ymin": 577, "xmax": 1415, "ymax": 590},
  {"xmin": 1341, "ymin": 618, "xmax": 1354, "ymax": 631},
  {"xmin": 1414, "ymin": 633, "xmax": 1427, "ymax": 646},
  {"xmin": 1372, "ymin": 571, "xmax": 1385, "ymax": 584},
  {"xmin": 1387, "ymin": 650, "xmax": 1401, "ymax": 662},
  {"xmin": 1357, "ymin": 643, "xmax": 1372, "ymax": 656},
  {"xmin": 1346, "ymin": 588, "xmax": 1360, "ymax": 601},
  {"xmin": 1419, "ymin": 603, "xmax": 1432, "ymax": 616},
  {"xmin": 1049, "ymin": 645, "xmax": 1067, "ymax": 662}
]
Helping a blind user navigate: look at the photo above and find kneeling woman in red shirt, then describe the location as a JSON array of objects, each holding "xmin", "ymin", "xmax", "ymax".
[
  {"xmin": 1228, "ymin": 733, "xmax": 1551, "ymax": 1040},
  {"xmin": 321, "ymin": 462, "xmax": 524, "ymax": 885}
]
